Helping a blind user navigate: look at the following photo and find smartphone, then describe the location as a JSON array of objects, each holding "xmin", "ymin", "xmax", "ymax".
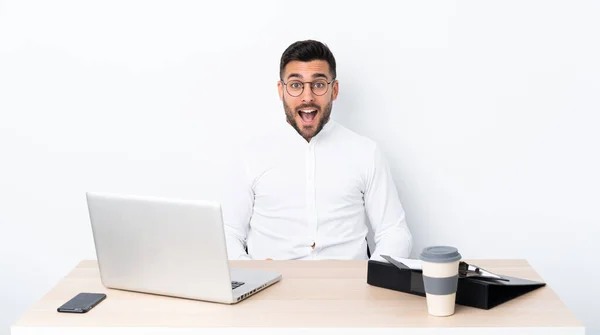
[{"xmin": 57, "ymin": 293, "xmax": 107, "ymax": 313}]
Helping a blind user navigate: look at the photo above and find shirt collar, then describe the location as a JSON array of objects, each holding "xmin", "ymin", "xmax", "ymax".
[{"xmin": 311, "ymin": 119, "xmax": 336, "ymax": 143}]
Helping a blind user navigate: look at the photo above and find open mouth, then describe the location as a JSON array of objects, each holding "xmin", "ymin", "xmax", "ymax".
[{"xmin": 298, "ymin": 109, "xmax": 318, "ymax": 124}]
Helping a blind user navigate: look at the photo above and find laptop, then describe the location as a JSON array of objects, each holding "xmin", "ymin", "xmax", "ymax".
[{"xmin": 86, "ymin": 192, "xmax": 281, "ymax": 304}]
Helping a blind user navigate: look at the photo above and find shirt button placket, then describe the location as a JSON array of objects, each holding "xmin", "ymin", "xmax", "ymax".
[{"xmin": 306, "ymin": 142, "xmax": 318, "ymax": 258}]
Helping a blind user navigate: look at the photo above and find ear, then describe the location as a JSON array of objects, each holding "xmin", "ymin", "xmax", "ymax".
[
  {"xmin": 277, "ymin": 80, "xmax": 284, "ymax": 101},
  {"xmin": 332, "ymin": 80, "xmax": 339, "ymax": 101}
]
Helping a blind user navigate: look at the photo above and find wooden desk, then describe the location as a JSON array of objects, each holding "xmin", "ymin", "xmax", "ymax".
[{"xmin": 11, "ymin": 260, "xmax": 584, "ymax": 334}]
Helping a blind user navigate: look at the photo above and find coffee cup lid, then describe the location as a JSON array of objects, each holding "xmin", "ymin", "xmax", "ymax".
[{"xmin": 420, "ymin": 246, "xmax": 462, "ymax": 263}]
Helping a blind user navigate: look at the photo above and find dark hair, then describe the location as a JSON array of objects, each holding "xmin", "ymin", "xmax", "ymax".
[{"xmin": 279, "ymin": 40, "xmax": 337, "ymax": 80}]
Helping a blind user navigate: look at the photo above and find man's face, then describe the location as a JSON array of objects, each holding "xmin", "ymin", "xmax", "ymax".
[{"xmin": 278, "ymin": 60, "xmax": 339, "ymax": 142}]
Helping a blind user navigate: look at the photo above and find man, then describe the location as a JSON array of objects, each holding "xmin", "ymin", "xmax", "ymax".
[{"xmin": 223, "ymin": 40, "xmax": 412, "ymax": 260}]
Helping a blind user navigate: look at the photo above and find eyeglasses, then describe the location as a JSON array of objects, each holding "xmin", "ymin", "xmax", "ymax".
[{"xmin": 280, "ymin": 78, "xmax": 336, "ymax": 97}]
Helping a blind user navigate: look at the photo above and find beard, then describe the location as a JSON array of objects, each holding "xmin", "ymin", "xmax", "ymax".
[{"xmin": 283, "ymin": 97, "xmax": 332, "ymax": 141}]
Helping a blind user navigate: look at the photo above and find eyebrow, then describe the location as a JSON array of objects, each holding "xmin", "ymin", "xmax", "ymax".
[{"xmin": 286, "ymin": 73, "xmax": 330, "ymax": 80}]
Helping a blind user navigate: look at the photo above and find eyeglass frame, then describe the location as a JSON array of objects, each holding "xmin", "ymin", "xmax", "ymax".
[{"xmin": 280, "ymin": 78, "xmax": 337, "ymax": 97}]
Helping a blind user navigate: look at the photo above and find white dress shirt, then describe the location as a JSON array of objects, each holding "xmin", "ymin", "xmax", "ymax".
[{"xmin": 222, "ymin": 119, "xmax": 412, "ymax": 260}]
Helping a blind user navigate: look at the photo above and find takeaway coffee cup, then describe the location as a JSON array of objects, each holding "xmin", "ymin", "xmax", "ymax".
[{"xmin": 420, "ymin": 246, "xmax": 462, "ymax": 316}]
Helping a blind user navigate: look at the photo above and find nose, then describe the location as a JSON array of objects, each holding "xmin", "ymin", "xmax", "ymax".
[{"xmin": 300, "ymin": 84, "xmax": 315, "ymax": 103}]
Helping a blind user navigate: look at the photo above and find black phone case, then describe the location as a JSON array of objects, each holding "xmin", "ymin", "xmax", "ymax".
[{"xmin": 57, "ymin": 293, "xmax": 107, "ymax": 313}]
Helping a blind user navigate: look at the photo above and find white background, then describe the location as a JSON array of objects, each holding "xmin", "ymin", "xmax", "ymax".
[{"xmin": 1, "ymin": 0, "xmax": 599, "ymax": 333}]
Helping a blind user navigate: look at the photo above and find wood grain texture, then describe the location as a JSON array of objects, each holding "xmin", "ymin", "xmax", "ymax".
[{"xmin": 13, "ymin": 260, "xmax": 582, "ymax": 329}]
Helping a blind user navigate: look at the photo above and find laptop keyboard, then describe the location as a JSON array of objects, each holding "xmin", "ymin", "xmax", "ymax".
[{"xmin": 231, "ymin": 281, "xmax": 245, "ymax": 289}]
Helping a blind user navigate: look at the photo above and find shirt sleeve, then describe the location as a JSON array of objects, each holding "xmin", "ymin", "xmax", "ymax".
[
  {"xmin": 364, "ymin": 145, "xmax": 413, "ymax": 260},
  {"xmin": 221, "ymin": 150, "xmax": 254, "ymax": 260}
]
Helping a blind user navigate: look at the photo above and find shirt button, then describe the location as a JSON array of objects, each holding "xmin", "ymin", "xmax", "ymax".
[{"xmin": 311, "ymin": 242, "xmax": 316, "ymax": 249}]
